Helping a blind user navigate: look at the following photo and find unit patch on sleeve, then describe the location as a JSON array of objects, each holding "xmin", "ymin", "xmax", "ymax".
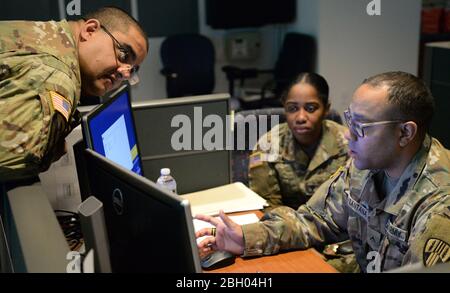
[{"xmin": 423, "ymin": 238, "xmax": 450, "ymax": 267}]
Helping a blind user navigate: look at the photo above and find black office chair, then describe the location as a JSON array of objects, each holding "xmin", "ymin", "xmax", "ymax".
[
  {"xmin": 231, "ymin": 108, "xmax": 342, "ymax": 185},
  {"xmin": 223, "ymin": 33, "xmax": 316, "ymax": 109},
  {"xmin": 160, "ymin": 34, "xmax": 215, "ymax": 98}
]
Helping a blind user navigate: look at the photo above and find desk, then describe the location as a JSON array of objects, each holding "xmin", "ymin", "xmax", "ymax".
[
  {"xmin": 205, "ymin": 211, "xmax": 338, "ymax": 273},
  {"xmin": 207, "ymin": 248, "xmax": 338, "ymax": 273}
]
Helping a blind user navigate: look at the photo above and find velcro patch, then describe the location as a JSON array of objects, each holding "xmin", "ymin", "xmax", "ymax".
[
  {"xmin": 386, "ymin": 221, "xmax": 407, "ymax": 242},
  {"xmin": 346, "ymin": 195, "xmax": 375, "ymax": 221},
  {"xmin": 423, "ymin": 238, "xmax": 450, "ymax": 267},
  {"xmin": 249, "ymin": 152, "xmax": 263, "ymax": 169},
  {"xmin": 49, "ymin": 91, "xmax": 71, "ymax": 122}
]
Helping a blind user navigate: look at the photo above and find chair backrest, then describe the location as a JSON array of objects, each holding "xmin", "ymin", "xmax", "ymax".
[
  {"xmin": 326, "ymin": 108, "xmax": 343, "ymax": 125},
  {"xmin": 273, "ymin": 33, "xmax": 316, "ymax": 97},
  {"xmin": 160, "ymin": 34, "xmax": 215, "ymax": 98}
]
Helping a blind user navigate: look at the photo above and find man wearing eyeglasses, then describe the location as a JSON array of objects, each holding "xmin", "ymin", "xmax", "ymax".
[
  {"xmin": 0, "ymin": 7, "xmax": 148, "ymax": 183},
  {"xmin": 196, "ymin": 71, "xmax": 450, "ymax": 272}
]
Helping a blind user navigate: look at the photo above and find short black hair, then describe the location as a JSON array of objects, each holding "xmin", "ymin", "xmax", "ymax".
[
  {"xmin": 84, "ymin": 6, "xmax": 148, "ymax": 52},
  {"xmin": 280, "ymin": 72, "xmax": 329, "ymax": 106},
  {"xmin": 362, "ymin": 71, "xmax": 435, "ymax": 134}
]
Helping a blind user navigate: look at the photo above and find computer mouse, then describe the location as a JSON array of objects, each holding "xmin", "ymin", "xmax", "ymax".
[{"xmin": 201, "ymin": 250, "xmax": 235, "ymax": 270}]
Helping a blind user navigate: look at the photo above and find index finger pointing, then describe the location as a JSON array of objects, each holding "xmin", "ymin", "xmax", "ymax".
[
  {"xmin": 195, "ymin": 213, "xmax": 222, "ymax": 226},
  {"xmin": 218, "ymin": 210, "xmax": 236, "ymax": 228}
]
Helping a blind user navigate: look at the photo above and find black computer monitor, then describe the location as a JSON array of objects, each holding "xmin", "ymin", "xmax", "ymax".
[
  {"xmin": 82, "ymin": 84, "xmax": 143, "ymax": 176},
  {"xmin": 81, "ymin": 148, "xmax": 202, "ymax": 273}
]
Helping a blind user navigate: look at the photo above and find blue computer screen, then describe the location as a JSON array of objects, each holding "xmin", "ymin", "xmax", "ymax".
[{"xmin": 87, "ymin": 89, "xmax": 143, "ymax": 176}]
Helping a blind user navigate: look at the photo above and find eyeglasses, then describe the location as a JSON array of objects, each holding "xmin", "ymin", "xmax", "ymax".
[
  {"xmin": 101, "ymin": 24, "xmax": 140, "ymax": 85},
  {"xmin": 343, "ymin": 109, "xmax": 402, "ymax": 138}
]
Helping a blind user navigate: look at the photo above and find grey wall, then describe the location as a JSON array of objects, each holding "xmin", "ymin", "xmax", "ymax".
[
  {"xmin": 1, "ymin": 0, "xmax": 422, "ymax": 112},
  {"xmin": 134, "ymin": 0, "xmax": 422, "ymax": 115},
  {"xmin": 132, "ymin": 0, "xmax": 286, "ymax": 101},
  {"xmin": 316, "ymin": 0, "xmax": 422, "ymax": 114},
  {"xmin": 130, "ymin": 37, "xmax": 167, "ymax": 101}
]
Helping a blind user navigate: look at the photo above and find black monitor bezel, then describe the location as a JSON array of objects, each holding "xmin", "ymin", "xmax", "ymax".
[
  {"xmin": 82, "ymin": 148, "xmax": 202, "ymax": 273},
  {"xmin": 81, "ymin": 83, "xmax": 144, "ymax": 176}
]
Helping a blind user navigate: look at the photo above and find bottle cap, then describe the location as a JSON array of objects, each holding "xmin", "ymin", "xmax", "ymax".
[{"xmin": 160, "ymin": 168, "xmax": 171, "ymax": 176}]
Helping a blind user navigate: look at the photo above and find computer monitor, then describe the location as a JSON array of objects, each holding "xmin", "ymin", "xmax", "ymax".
[
  {"xmin": 82, "ymin": 84, "xmax": 143, "ymax": 176},
  {"xmin": 132, "ymin": 94, "xmax": 231, "ymax": 194},
  {"xmin": 81, "ymin": 148, "xmax": 202, "ymax": 273}
]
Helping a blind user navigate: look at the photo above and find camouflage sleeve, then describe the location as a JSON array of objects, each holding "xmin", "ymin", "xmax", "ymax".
[
  {"xmin": 248, "ymin": 151, "xmax": 283, "ymax": 210},
  {"xmin": 402, "ymin": 194, "xmax": 450, "ymax": 268},
  {"xmin": 0, "ymin": 56, "xmax": 76, "ymax": 181},
  {"xmin": 37, "ymin": 91, "xmax": 69, "ymax": 168},
  {"xmin": 248, "ymin": 126, "xmax": 285, "ymax": 210},
  {"xmin": 242, "ymin": 166, "xmax": 350, "ymax": 257},
  {"xmin": 38, "ymin": 61, "xmax": 78, "ymax": 167}
]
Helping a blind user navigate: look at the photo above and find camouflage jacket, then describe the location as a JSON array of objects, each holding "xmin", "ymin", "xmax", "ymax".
[
  {"xmin": 242, "ymin": 136, "xmax": 450, "ymax": 272},
  {"xmin": 0, "ymin": 20, "xmax": 81, "ymax": 182},
  {"xmin": 248, "ymin": 120, "xmax": 348, "ymax": 210}
]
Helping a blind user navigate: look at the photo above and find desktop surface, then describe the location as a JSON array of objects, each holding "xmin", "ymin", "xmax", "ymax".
[
  {"xmin": 201, "ymin": 211, "xmax": 338, "ymax": 273},
  {"xmin": 206, "ymin": 248, "xmax": 338, "ymax": 273}
]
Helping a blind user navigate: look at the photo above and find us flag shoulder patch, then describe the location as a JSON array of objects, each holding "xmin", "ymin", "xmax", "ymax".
[
  {"xmin": 249, "ymin": 152, "xmax": 263, "ymax": 169},
  {"xmin": 423, "ymin": 238, "xmax": 450, "ymax": 267},
  {"xmin": 49, "ymin": 90, "xmax": 71, "ymax": 122}
]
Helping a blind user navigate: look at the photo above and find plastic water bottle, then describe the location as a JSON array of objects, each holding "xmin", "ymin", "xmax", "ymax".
[{"xmin": 156, "ymin": 168, "xmax": 177, "ymax": 194}]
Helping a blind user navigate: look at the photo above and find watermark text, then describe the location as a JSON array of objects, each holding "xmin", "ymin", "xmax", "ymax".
[{"xmin": 366, "ymin": 0, "xmax": 381, "ymax": 16}]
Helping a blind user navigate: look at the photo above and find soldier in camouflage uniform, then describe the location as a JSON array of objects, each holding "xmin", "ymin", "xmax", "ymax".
[
  {"xmin": 248, "ymin": 73, "xmax": 354, "ymax": 272},
  {"xmin": 196, "ymin": 72, "xmax": 450, "ymax": 272},
  {"xmin": 249, "ymin": 73, "xmax": 348, "ymax": 211},
  {"xmin": 249, "ymin": 121, "xmax": 348, "ymax": 209},
  {"xmin": 0, "ymin": 7, "xmax": 148, "ymax": 183}
]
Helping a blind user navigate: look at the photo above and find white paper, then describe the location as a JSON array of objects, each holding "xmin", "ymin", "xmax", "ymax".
[{"xmin": 181, "ymin": 182, "xmax": 268, "ymax": 216}]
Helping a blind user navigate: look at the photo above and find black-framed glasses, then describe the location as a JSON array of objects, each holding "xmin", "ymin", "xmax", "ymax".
[
  {"xmin": 101, "ymin": 24, "xmax": 140, "ymax": 84},
  {"xmin": 343, "ymin": 109, "xmax": 403, "ymax": 138}
]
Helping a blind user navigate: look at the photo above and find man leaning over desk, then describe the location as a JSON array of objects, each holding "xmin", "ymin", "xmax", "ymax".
[
  {"xmin": 0, "ymin": 7, "xmax": 148, "ymax": 184},
  {"xmin": 196, "ymin": 71, "xmax": 450, "ymax": 273}
]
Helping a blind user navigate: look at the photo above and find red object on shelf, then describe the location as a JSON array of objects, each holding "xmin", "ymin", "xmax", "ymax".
[
  {"xmin": 444, "ymin": 9, "xmax": 450, "ymax": 33},
  {"xmin": 422, "ymin": 7, "xmax": 445, "ymax": 34}
]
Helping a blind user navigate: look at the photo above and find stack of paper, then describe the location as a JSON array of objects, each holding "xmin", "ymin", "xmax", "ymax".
[{"xmin": 180, "ymin": 182, "xmax": 268, "ymax": 216}]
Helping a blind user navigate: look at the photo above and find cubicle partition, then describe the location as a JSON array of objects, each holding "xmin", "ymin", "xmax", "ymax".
[
  {"xmin": 132, "ymin": 94, "xmax": 232, "ymax": 194},
  {"xmin": 0, "ymin": 185, "xmax": 70, "ymax": 273}
]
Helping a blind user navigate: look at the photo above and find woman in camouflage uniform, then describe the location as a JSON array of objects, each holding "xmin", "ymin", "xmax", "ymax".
[{"xmin": 248, "ymin": 72, "xmax": 349, "ymax": 210}]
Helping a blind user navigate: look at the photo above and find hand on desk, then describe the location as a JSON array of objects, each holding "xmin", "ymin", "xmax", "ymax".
[{"xmin": 195, "ymin": 210, "xmax": 245, "ymax": 256}]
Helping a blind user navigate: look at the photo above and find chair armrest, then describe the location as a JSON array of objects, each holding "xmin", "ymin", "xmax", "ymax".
[
  {"xmin": 222, "ymin": 66, "xmax": 275, "ymax": 80},
  {"xmin": 222, "ymin": 66, "xmax": 259, "ymax": 80},
  {"xmin": 222, "ymin": 66, "xmax": 275, "ymax": 97}
]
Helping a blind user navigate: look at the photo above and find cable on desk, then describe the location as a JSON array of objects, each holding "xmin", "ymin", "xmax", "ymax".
[{"xmin": 55, "ymin": 210, "xmax": 84, "ymax": 251}]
